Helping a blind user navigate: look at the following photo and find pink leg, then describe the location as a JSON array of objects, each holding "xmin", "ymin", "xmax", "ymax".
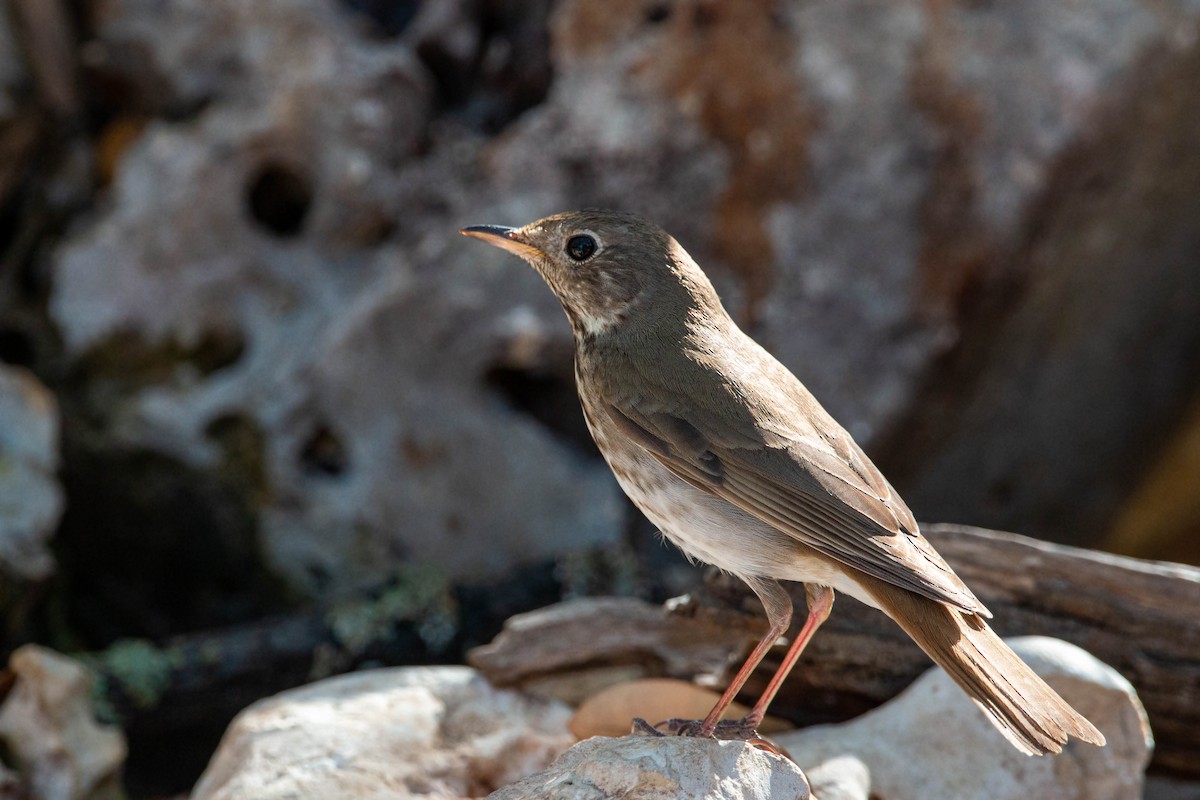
[
  {"xmin": 696, "ymin": 577, "xmax": 793, "ymax": 737},
  {"xmin": 637, "ymin": 582, "xmax": 835, "ymax": 740},
  {"xmin": 739, "ymin": 584, "xmax": 834, "ymax": 730}
]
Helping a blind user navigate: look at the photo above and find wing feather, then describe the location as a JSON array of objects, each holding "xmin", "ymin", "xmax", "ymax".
[{"xmin": 603, "ymin": 363, "xmax": 989, "ymax": 617}]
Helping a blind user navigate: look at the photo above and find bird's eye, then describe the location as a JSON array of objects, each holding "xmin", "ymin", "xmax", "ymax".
[{"xmin": 565, "ymin": 234, "xmax": 597, "ymax": 262}]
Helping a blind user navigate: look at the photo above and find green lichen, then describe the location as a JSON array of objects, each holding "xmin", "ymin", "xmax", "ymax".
[
  {"xmin": 198, "ymin": 638, "xmax": 223, "ymax": 667},
  {"xmin": 80, "ymin": 329, "xmax": 245, "ymax": 390},
  {"xmin": 92, "ymin": 638, "xmax": 182, "ymax": 712},
  {"xmin": 325, "ymin": 563, "xmax": 458, "ymax": 655}
]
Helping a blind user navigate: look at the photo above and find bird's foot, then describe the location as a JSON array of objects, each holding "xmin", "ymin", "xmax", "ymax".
[
  {"xmin": 673, "ymin": 717, "xmax": 764, "ymax": 740},
  {"xmin": 630, "ymin": 716, "xmax": 761, "ymax": 740},
  {"xmin": 630, "ymin": 717, "xmax": 665, "ymax": 737},
  {"xmin": 630, "ymin": 716, "xmax": 784, "ymax": 755}
]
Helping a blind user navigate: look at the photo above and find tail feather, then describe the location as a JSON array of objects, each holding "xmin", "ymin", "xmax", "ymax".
[{"xmin": 863, "ymin": 577, "xmax": 1106, "ymax": 756}]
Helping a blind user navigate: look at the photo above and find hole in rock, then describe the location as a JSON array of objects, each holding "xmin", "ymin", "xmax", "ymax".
[
  {"xmin": 0, "ymin": 326, "xmax": 36, "ymax": 366},
  {"xmin": 340, "ymin": 0, "xmax": 421, "ymax": 38},
  {"xmin": 245, "ymin": 162, "xmax": 312, "ymax": 237},
  {"xmin": 191, "ymin": 328, "xmax": 246, "ymax": 374},
  {"xmin": 300, "ymin": 424, "xmax": 349, "ymax": 477},
  {"xmin": 644, "ymin": 3, "xmax": 672, "ymax": 23},
  {"xmin": 417, "ymin": 39, "xmax": 471, "ymax": 108},
  {"xmin": 305, "ymin": 562, "xmax": 333, "ymax": 592}
]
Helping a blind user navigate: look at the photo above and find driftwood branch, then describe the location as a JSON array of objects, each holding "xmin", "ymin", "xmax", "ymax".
[{"xmin": 469, "ymin": 525, "xmax": 1200, "ymax": 777}]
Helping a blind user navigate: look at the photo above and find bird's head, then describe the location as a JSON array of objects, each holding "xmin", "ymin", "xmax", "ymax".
[{"xmin": 461, "ymin": 210, "xmax": 718, "ymax": 339}]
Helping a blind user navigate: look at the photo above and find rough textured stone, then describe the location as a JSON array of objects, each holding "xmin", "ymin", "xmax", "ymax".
[
  {"xmin": 0, "ymin": 645, "xmax": 127, "ymax": 800},
  {"xmin": 487, "ymin": 736, "xmax": 810, "ymax": 800},
  {"xmin": 878, "ymin": 20, "xmax": 1200, "ymax": 546},
  {"xmin": 190, "ymin": 666, "xmax": 574, "ymax": 800},
  {"xmin": 47, "ymin": 0, "xmax": 1200, "ymax": 607},
  {"xmin": 778, "ymin": 637, "xmax": 1152, "ymax": 800},
  {"xmin": 802, "ymin": 756, "xmax": 869, "ymax": 800},
  {"xmin": 529, "ymin": 0, "xmax": 1200, "ymax": 470},
  {"xmin": 0, "ymin": 365, "xmax": 61, "ymax": 580},
  {"xmin": 55, "ymin": 0, "xmax": 623, "ymax": 593}
]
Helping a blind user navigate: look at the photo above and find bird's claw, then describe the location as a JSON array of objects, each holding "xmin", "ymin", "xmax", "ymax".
[
  {"xmin": 630, "ymin": 717, "xmax": 666, "ymax": 737},
  {"xmin": 630, "ymin": 716, "xmax": 784, "ymax": 756},
  {"xmin": 629, "ymin": 716, "xmax": 763, "ymax": 740}
]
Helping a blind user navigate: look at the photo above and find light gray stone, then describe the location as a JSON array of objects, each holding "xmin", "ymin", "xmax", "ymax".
[
  {"xmin": 488, "ymin": 736, "xmax": 810, "ymax": 800},
  {"xmin": 54, "ymin": 0, "xmax": 624, "ymax": 593},
  {"xmin": 778, "ymin": 637, "xmax": 1152, "ymax": 800},
  {"xmin": 0, "ymin": 365, "xmax": 61, "ymax": 580},
  {"xmin": 803, "ymin": 755, "xmax": 869, "ymax": 800},
  {"xmin": 0, "ymin": 646, "xmax": 126, "ymax": 800},
  {"xmin": 191, "ymin": 666, "xmax": 574, "ymax": 800}
]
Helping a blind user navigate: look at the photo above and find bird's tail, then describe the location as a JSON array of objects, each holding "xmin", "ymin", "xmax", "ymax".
[{"xmin": 862, "ymin": 576, "xmax": 1106, "ymax": 755}]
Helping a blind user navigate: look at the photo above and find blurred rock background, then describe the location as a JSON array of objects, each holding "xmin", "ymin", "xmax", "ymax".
[{"xmin": 1, "ymin": 0, "xmax": 1199, "ymax": 795}]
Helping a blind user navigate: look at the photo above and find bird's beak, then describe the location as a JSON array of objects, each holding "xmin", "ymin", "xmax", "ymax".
[{"xmin": 460, "ymin": 225, "xmax": 543, "ymax": 260}]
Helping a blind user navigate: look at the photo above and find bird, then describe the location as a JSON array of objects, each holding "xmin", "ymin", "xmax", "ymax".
[{"xmin": 460, "ymin": 210, "xmax": 1105, "ymax": 756}]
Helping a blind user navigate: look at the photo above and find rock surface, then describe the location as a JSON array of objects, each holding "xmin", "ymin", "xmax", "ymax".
[
  {"xmin": 188, "ymin": 637, "xmax": 1149, "ymax": 800},
  {"xmin": 56, "ymin": 0, "xmax": 623, "ymax": 593},
  {"xmin": 45, "ymin": 0, "xmax": 1200, "ymax": 606},
  {"xmin": 780, "ymin": 636, "xmax": 1152, "ymax": 800},
  {"xmin": 0, "ymin": 645, "xmax": 127, "ymax": 800},
  {"xmin": 487, "ymin": 736, "xmax": 810, "ymax": 800},
  {"xmin": 190, "ymin": 666, "xmax": 574, "ymax": 800},
  {"xmin": 533, "ymin": 0, "xmax": 1200, "ymax": 553},
  {"xmin": 0, "ymin": 365, "xmax": 62, "ymax": 580}
]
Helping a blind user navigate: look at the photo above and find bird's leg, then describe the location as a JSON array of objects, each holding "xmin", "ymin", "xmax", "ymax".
[
  {"xmin": 737, "ymin": 584, "xmax": 834, "ymax": 731},
  {"xmin": 654, "ymin": 583, "xmax": 833, "ymax": 741},
  {"xmin": 686, "ymin": 577, "xmax": 793, "ymax": 738}
]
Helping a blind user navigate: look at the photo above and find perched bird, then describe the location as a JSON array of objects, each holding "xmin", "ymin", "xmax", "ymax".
[{"xmin": 461, "ymin": 210, "xmax": 1105, "ymax": 755}]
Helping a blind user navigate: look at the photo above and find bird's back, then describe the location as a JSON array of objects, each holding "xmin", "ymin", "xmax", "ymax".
[{"xmin": 579, "ymin": 303, "xmax": 988, "ymax": 616}]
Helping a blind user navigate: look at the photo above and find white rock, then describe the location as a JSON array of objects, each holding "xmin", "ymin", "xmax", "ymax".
[
  {"xmin": 487, "ymin": 736, "xmax": 810, "ymax": 800},
  {"xmin": 0, "ymin": 646, "xmax": 127, "ymax": 800},
  {"xmin": 803, "ymin": 755, "xmax": 869, "ymax": 800},
  {"xmin": 0, "ymin": 365, "xmax": 62, "ymax": 580},
  {"xmin": 778, "ymin": 636, "xmax": 1152, "ymax": 800},
  {"xmin": 191, "ymin": 666, "xmax": 574, "ymax": 800}
]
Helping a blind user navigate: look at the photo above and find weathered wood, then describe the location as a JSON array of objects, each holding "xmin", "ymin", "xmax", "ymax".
[
  {"xmin": 468, "ymin": 596, "xmax": 760, "ymax": 691},
  {"xmin": 469, "ymin": 525, "xmax": 1200, "ymax": 777}
]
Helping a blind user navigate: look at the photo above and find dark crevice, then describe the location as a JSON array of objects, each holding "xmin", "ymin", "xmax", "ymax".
[
  {"xmin": 78, "ymin": 330, "xmax": 247, "ymax": 393},
  {"xmin": 484, "ymin": 364, "xmax": 599, "ymax": 458},
  {"xmin": 0, "ymin": 326, "xmax": 37, "ymax": 367},
  {"xmin": 339, "ymin": 0, "xmax": 422, "ymax": 39},
  {"xmin": 298, "ymin": 424, "xmax": 350, "ymax": 477},
  {"xmin": 245, "ymin": 162, "xmax": 312, "ymax": 238},
  {"xmin": 645, "ymin": 3, "xmax": 673, "ymax": 24},
  {"xmin": 52, "ymin": 437, "xmax": 288, "ymax": 647},
  {"xmin": 446, "ymin": 0, "xmax": 555, "ymax": 133},
  {"xmin": 416, "ymin": 38, "xmax": 474, "ymax": 109}
]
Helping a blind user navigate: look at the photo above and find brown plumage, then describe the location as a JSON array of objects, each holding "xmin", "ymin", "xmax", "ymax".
[{"xmin": 461, "ymin": 210, "xmax": 1105, "ymax": 755}]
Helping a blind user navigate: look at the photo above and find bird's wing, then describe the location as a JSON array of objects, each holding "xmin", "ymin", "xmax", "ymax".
[{"xmin": 604, "ymin": 348, "xmax": 989, "ymax": 617}]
